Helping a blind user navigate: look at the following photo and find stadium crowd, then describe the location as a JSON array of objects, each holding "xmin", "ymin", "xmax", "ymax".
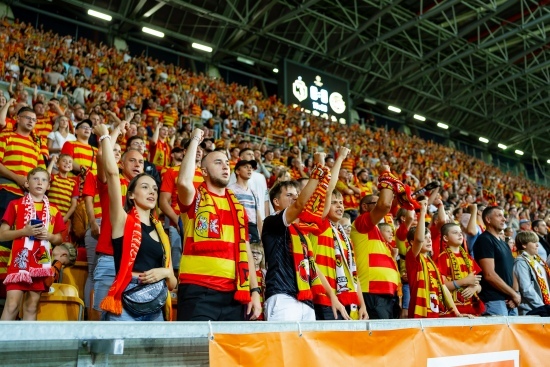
[{"xmin": 0, "ymin": 18, "xmax": 549, "ymax": 322}]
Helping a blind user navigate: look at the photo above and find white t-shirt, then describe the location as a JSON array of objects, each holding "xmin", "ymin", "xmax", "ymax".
[
  {"xmin": 47, "ymin": 131, "xmax": 76, "ymax": 157},
  {"xmin": 229, "ymin": 171, "xmax": 268, "ymax": 220}
]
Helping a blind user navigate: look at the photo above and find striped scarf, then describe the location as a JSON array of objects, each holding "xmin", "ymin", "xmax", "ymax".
[
  {"xmin": 413, "ymin": 253, "xmax": 452, "ymax": 318},
  {"xmin": 100, "ymin": 207, "xmax": 172, "ymax": 319},
  {"xmin": 523, "ymin": 252, "xmax": 550, "ymax": 305},
  {"xmin": 332, "ymin": 222, "xmax": 359, "ymax": 318},
  {"xmin": 255, "ymin": 268, "xmax": 266, "ymax": 321},
  {"xmin": 290, "ymin": 224, "xmax": 324, "ymax": 301},
  {"xmin": 4, "ymin": 194, "xmax": 52, "ymax": 285},
  {"xmin": 444, "ymin": 245, "xmax": 485, "ymax": 314},
  {"xmin": 195, "ymin": 183, "xmax": 251, "ymax": 303}
]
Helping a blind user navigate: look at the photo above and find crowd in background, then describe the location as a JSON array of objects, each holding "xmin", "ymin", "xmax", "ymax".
[{"xmin": 0, "ymin": 17, "xmax": 549, "ymax": 322}]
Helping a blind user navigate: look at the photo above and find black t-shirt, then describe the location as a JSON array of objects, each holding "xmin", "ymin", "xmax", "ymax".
[
  {"xmin": 113, "ymin": 222, "xmax": 164, "ymax": 274},
  {"xmin": 262, "ymin": 210, "xmax": 313, "ymax": 308},
  {"xmin": 473, "ymin": 231, "xmax": 514, "ymax": 302}
]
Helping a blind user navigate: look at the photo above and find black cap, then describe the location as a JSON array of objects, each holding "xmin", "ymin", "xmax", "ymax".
[
  {"xmin": 75, "ymin": 119, "xmax": 92, "ymax": 130},
  {"xmin": 234, "ymin": 159, "xmax": 257, "ymax": 170}
]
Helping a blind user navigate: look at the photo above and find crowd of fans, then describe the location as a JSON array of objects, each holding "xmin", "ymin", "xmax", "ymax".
[{"xmin": 0, "ymin": 17, "xmax": 549, "ymax": 322}]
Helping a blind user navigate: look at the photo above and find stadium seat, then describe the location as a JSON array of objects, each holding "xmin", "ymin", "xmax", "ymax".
[
  {"xmin": 59, "ymin": 261, "xmax": 88, "ymax": 300},
  {"xmin": 36, "ymin": 283, "xmax": 85, "ymax": 321}
]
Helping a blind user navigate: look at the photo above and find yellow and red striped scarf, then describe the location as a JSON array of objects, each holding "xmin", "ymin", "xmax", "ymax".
[
  {"xmin": 523, "ymin": 252, "xmax": 550, "ymax": 305},
  {"xmin": 195, "ymin": 183, "xmax": 251, "ymax": 303},
  {"xmin": 290, "ymin": 223, "xmax": 324, "ymax": 300},
  {"xmin": 414, "ymin": 253, "xmax": 452, "ymax": 318},
  {"xmin": 444, "ymin": 245, "xmax": 484, "ymax": 314},
  {"xmin": 100, "ymin": 207, "xmax": 172, "ymax": 320}
]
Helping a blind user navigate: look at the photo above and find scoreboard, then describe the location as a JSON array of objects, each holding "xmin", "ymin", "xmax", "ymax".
[{"xmin": 279, "ymin": 59, "xmax": 351, "ymax": 124}]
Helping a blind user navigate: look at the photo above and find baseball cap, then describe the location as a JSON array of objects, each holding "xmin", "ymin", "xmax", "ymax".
[{"xmin": 234, "ymin": 159, "xmax": 257, "ymax": 170}]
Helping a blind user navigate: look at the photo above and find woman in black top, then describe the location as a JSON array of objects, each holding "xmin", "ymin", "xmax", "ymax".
[{"xmin": 95, "ymin": 123, "xmax": 177, "ymax": 321}]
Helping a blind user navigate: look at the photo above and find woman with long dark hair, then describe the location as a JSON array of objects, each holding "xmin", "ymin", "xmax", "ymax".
[{"xmin": 95, "ymin": 124, "xmax": 177, "ymax": 321}]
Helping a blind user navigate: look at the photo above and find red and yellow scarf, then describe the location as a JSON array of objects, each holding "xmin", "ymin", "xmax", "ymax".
[
  {"xmin": 444, "ymin": 245, "xmax": 485, "ymax": 315},
  {"xmin": 414, "ymin": 253, "xmax": 452, "ymax": 318},
  {"xmin": 523, "ymin": 252, "xmax": 550, "ymax": 305},
  {"xmin": 100, "ymin": 207, "xmax": 172, "ymax": 319},
  {"xmin": 4, "ymin": 194, "xmax": 52, "ymax": 285},
  {"xmin": 196, "ymin": 183, "xmax": 251, "ymax": 303},
  {"xmin": 290, "ymin": 224, "xmax": 324, "ymax": 301}
]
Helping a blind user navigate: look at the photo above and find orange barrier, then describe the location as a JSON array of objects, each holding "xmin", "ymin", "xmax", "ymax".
[{"xmin": 210, "ymin": 323, "xmax": 548, "ymax": 367}]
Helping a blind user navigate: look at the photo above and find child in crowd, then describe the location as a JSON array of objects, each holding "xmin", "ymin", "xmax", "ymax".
[
  {"xmin": 0, "ymin": 167, "xmax": 65, "ymax": 320},
  {"xmin": 405, "ymin": 200, "xmax": 471, "ymax": 319},
  {"xmin": 46, "ymin": 242, "xmax": 78, "ymax": 287},
  {"xmin": 513, "ymin": 231, "xmax": 550, "ymax": 315},
  {"xmin": 250, "ymin": 242, "xmax": 266, "ymax": 321},
  {"xmin": 437, "ymin": 223, "xmax": 484, "ymax": 316},
  {"xmin": 378, "ymin": 222, "xmax": 398, "ymax": 259}
]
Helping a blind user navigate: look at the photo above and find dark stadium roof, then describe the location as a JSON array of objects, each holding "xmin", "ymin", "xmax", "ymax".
[{"xmin": 11, "ymin": 0, "xmax": 550, "ymax": 159}]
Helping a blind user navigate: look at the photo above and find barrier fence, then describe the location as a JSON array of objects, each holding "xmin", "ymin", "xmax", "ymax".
[{"xmin": 0, "ymin": 317, "xmax": 547, "ymax": 366}]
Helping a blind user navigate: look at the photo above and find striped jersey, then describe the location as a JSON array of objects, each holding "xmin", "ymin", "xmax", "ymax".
[
  {"xmin": 0, "ymin": 131, "xmax": 46, "ymax": 195},
  {"xmin": 47, "ymin": 174, "xmax": 79, "ymax": 217},
  {"xmin": 61, "ymin": 141, "xmax": 98, "ymax": 176}
]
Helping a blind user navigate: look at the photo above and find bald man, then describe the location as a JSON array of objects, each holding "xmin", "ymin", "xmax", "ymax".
[{"xmin": 176, "ymin": 128, "xmax": 261, "ymax": 321}]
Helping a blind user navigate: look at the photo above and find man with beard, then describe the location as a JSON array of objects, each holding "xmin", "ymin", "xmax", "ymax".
[
  {"xmin": 176, "ymin": 128, "xmax": 261, "ymax": 321},
  {"xmin": 356, "ymin": 169, "xmax": 374, "ymax": 198},
  {"xmin": 474, "ymin": 206, "xmax": 519, "ymax": 316},
  {"xmin": 160, "ymin": 143, "xmax": 203, "ymax": 275}
]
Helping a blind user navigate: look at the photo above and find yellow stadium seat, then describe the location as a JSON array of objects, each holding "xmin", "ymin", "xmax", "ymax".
[
  {"xmin": 36, "ymin": 284, "xmax": 85, "ymax": 321},
  {"xmin": 59, "ymin": 261, "xmax": 88, "ymax": 300}
]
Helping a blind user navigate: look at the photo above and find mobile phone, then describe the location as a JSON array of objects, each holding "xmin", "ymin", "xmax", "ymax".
[{"xmin": 29, "ymin": 219, "xmax": 43, "ymax": 241}]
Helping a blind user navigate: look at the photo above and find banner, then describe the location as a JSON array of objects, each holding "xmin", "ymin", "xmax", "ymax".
[{"xmin": 210, "ymin": 323, "xmax": 548, "ymax": 367}]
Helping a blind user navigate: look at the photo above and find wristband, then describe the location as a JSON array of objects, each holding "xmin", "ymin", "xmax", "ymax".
[
  {"xmin": 452, "ymin": 281, "xmax": 461, "ymax": 290},
  {"xmin": 99, "ymin": 134, "xmax": 111, "ymax": 143},
  {"xmin": 250, "ymin": 287, "xmax": 261, "ymax": 295}
]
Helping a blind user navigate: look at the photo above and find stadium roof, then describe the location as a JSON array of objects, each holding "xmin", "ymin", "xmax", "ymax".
[{"xmin": 12, "ymin": 0, "xmax": 550, "ymax": 160}]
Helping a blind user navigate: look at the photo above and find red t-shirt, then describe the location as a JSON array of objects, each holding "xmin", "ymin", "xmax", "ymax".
[
  {"xmin": 95, "ymin": 177, "xmax": 128, "ymax": 255},
  {"xmin": 2, "ymin": 200, "xmax": 66, "ymax": 235}
]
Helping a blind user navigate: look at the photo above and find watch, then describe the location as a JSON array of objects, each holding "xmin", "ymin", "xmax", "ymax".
[{"xmin": 250, "ymin": 287, "xmax": 261, "ymax": 295}]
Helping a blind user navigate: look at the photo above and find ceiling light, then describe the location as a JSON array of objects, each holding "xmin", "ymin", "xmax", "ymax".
[
  {"xmin": 498, "ymin": 143, "xmax": 507, "ymax": 150},
  {"xmin": 142, "ymin": 27, "xmax": 164, "ymax": 38},
  {"xmin": 436, "ymin": 122, "xmax": 448, "ymax": 129},
  {"xmin": 237, "ymin": 57, "xmax": 255, "ymax": 66},
  {"xmin": 479, "ymin": 137, "xmax": 489, "ymax": 143},
  {"xmin": 363, "ymin": 98, "xmax": 377, "ymax": 105},
  {"xmin": 388, "ymin": 106, "xmax": 401, "ymax": 113},
  {"xmin": 87, "ymin": 9, "xmax": 112, "ymax": 21},
  {"xmin": 547, "ymin": 159, "xmax": 550, "ymax": 164},
  {"xmin": 459, "ymin": 131, "xmax": 469, "ymax": 136},
  {"xmin": 192, "ymin": 42, "xmax": 212, "ymax": 52},
  {"xmin": 273, "ymin": 68, "xmax": 279, "ymax": 73},
  {"xmin": 413, "ymin": 114, "xmax": 426, "ymax": 121},
  {"xmin": 515, "ymin": 150, "xmax": 524, "ymax": 156}
]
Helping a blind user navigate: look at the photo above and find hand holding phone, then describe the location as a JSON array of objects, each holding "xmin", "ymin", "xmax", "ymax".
[{"xmin": 29, "ymin": 219, "xmax": 43, "ymax": 241}]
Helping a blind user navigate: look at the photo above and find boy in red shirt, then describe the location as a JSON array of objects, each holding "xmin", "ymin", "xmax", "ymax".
[{"xmin": 0, "ymin": 167, "xmax": 65, "ymax": 320}]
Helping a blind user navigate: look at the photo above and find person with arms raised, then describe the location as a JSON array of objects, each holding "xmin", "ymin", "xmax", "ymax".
[
  {"xmin": 96, "ymin": 124, "xmax": 176, "ymax": 321},
  {"xmin": 176, "ymin": 128, "xmax": 261, "ymax": 321}
]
